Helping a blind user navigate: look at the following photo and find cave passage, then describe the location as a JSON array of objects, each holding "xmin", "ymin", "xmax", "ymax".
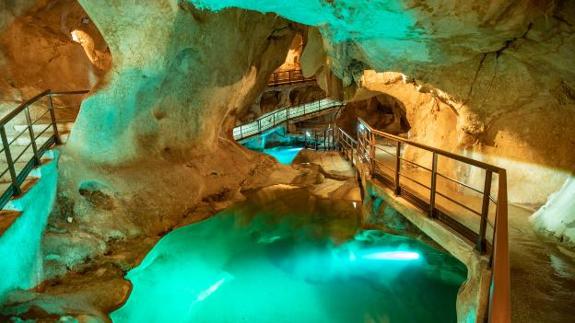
[
  {"xmin": 111, "ymin": 188, "xmax": 466, "ymax": 323},
  {"xmin": 2, "ymin": 0, "xmax": 575, "ymax": 322}
]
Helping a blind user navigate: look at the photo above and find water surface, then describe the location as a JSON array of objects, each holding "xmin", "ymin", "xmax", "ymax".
[
  {"xmin": 112, "ymin": 189, "xmax": 466, "ymax": 323},
  {"xmin": 261, "ymin": 146, "xmax": 303, "ymax": 165}
]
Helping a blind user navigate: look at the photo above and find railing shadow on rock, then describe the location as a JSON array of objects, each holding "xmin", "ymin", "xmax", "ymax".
[
  {"xmin": 335, "ymin": 119, "xmax": 510, "ymax": 323},
  {"xmin": 0, "ymin": 90, "xmax": 89, "ymax": 210}
]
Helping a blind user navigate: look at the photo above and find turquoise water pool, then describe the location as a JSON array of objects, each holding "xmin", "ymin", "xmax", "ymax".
[
  {"xmin": 111, "ymin": 189, "xmax": 466, "ymax": 323},
  {"xmin": 261, "ymin": 146, "xmax": 303, "ymax": 164}
]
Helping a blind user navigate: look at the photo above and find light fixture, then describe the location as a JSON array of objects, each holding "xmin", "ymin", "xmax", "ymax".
[{"xmin": 362, "ymin": 251, "xmax": 420, "ymax": 261}]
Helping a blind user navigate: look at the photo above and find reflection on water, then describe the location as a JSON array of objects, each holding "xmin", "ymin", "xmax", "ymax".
[
  {"xmin": 112, "ymin": 189, "xmax": 466, "ymax": 323},
  {"xmin": 262, "ymin": 146, "xmax": 303, "ymax": 165}
]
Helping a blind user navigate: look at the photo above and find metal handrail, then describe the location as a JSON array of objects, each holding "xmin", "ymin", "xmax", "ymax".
[
  {"xmin": 338, "ymin": 119, "xmax": 510, "ymax": 323},
  {"xmin": 233, "ymin": 98, "xmax": 343, "ymax": 141},
  {"xmin": 364, "ymin": 120, "xmax": 505, "ymax": 173},
  {"xmin": 0, "ymin": 89, "xmax": 89, "ymax": 210}
]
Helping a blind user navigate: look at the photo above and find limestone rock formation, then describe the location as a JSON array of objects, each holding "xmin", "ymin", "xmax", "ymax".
[
  {"xmin": 0, "ymin": 0, "xmax": 110, "ymax": 114},
  {"xmin": 42, "ymin": 1, "xmax": 299, "ymax": 280},
  {"xmin": 190, "ymin": 0, "xmax": 575, "ymax": 237}
]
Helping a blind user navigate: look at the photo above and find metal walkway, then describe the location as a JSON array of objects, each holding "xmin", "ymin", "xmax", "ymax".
[
  {"xmin": 335, "ymin": 121, "xmax": 510, "ymax": 323},
  {"xmin": 233, "ymin": 98, "xmax": 343, "ymax": 141}
]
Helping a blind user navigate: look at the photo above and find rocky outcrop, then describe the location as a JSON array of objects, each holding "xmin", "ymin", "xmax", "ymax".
[
  {"xmin": 0, "ymin": 0, "xmax": 110, "ymax": 113},
  {"xmin": 41, "ymin": 1, "xmax": 299, "ymax": 280},
  {"xmin": 337, "ymin": 92, "xmax": 410, "ymax": 137}
]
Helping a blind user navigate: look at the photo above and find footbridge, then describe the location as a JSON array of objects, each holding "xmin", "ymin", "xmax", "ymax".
[
  {"xmin": 335, "ymin": 121, "xmax": 510, "ymax": 323},
  {"xmin": 233, "ymin": 98, "xmax": 343, "ymax": 141}
]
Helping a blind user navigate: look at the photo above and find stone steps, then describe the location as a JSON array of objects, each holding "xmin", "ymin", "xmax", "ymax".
[
  {"xmin": 4, "ymin": 123, "xmax": 73, "ymax": 146},
  {"xmin": 0, "ymin": 123, "xmax": 72, "ymax": 164}
]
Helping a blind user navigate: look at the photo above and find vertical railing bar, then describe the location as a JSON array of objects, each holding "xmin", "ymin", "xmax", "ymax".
[
  {"xmin": 489, "ymin": 170, "xmax": 510, "ymax": 323},
  {"xmin": 369, "ymin": 132, "xmax": 376, "ymax": 174},
  {"xmin": 0, "ymin": 125, "xmax": 21, "ymax": 196},
  {"xmin": 477, "ymin": 170, "xmax": 493, "ymax": 252},
  {"xmin": 394, "ymin": 141, "xmax": 401, "ymax": 195},
  {"xmin": 47, "ymin": 93, "xmax": 62, "ymax": 145},
  {"xmin": 24, "ymin": 106, "xmax": 41, "ymax": 165},
  {"xmin": 429, "ymin": 152, "xmax": 438, "ymax": 218}
]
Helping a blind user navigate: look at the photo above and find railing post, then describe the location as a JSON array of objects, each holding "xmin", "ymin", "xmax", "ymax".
[
  {"xmin": 239, "ymin": 126, "xmax": 243, "ymax": 139},
  {"xmin": 489, "ymin": 170, "xmax": 510, "ymax": 323},
  {"xmin": 47, "ymin": 94, "xmax": 62, "ymax": 145},
  {"xmin": 257, "ymin": 119, "xmax": 261, "ymax": 133},
  {"xmin": 429, "ymin": 152, "xmax": 438, "ymax": 218},
  {"xmin": 1, "ymin": 125, "xmax": 21, "ymax": 196},
  {"xmin": 477, "ymin": 170, "xmax": 493, "ymax": 253},
  {"xmin": 24, "ymin": 106, "xmax": 41, "ymax": 165},
  {"xmin": 394, "ymin": 141, "xmax": 401, "ymax": 195},
  {"xmin": 369, "ymin": 132, "xmax": 376, "ymax": 174}
]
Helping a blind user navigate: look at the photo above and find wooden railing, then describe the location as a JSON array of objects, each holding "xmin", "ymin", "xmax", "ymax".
[
  {"xmin": 267, "ymin": 69, "xmax": 315, "ymax": 86},
  {"xmin": 233, "ymin": 98, "xmax": 343, "ymax": 140},
  {"xmin": 336, "ymin": 120, "xmax": 510, "ymax": 323},
  {"xmin": 0, "ymin": 90, "xmax": 88, "ymax": 210}
]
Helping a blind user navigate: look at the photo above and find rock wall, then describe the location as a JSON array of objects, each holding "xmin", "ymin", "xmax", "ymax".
[
  {"xmin": 0, "ymin": 0, "xmax": 110, "ymax": 113},
  {"xmin": 321, "ymin": 1, "xmax": 575, "ymax": 206},
  {"xmin": 44, "ymin": 1, "xmax": 297, "ymax": 275},
  {"xmin": 337, "ymin": 91, "xmax": 410, "ymax": 137},
  {"xmin": 186, "ymin": 0, "xmax": 575, "ymax": 240}
]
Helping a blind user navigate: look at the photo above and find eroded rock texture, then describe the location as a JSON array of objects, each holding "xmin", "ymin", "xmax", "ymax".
[
  {"xmin": 0, "ymin": 0, "xmax": 110, "ymax": 113},
  {"xmin": 43, "ymin": 1, "xmax": 298, "ymax": 278},
  {"xmin": 190, "ymin": 0, "xmax": 575, "ymax": 237},
  {"xmin": 311, "ymin": 1, "xmax": 575, "ymax": 205}
]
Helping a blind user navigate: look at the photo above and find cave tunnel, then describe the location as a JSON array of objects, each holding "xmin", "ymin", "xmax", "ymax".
[{"xmin": 1, "ymin": 1, "xmax": 575, "ymax": 322}]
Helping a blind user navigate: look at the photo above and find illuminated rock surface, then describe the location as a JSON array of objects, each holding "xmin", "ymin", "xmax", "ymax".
[
  {"xmin": 112, "ymin": 188, "xmax": 466, "ymax": 323},
  {"xmin": 188, "ymin": 0, "xmax": 575, "ymax": 229},
  {"xmin": 0, "ymin": 152, "xmax": 59, "ymax": 302},
  {"xmin": 0, "ymin": 0, "xmax": 574, "ymax": 322},
  {"xmin": 0, "ymin": 0, "xmax": 109, "ymax": 112},
  {"xmin": 261, "ymin": 146, "xmax": 303, "ymax": 165}
]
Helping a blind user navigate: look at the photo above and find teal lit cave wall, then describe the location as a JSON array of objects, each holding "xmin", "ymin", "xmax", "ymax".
[
  {"xmin": 0, "ymin": 151, "xmax": 59, "ymax": 302},
  {"xmin": 190, "ymin": 0, "xmax": 428, "ymax": 63}
]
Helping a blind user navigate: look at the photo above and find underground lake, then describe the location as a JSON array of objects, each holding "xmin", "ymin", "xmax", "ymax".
[{"xmin": 111, "ymin": 188, "xmax": 467, "ymax": 323}]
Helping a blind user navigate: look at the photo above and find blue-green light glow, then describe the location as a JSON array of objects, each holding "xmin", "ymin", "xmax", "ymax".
[
  {"xmin": 188, "ymin": 0, "xmax": 430, "ymax": 62},
  {"xmin": 362, "ymin": 250, "xmax": 421, "ymax": 261},
  {"xmin": 111, "ymin": 189, "xmax": 466, "ymax": 322},
  {"xmin": 262, "ymin": 146, "xmax": 303, "ymax": 165},
  {"xmin": 0, "ymin": 151, "xmax": 59, "ymax": 302}
]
